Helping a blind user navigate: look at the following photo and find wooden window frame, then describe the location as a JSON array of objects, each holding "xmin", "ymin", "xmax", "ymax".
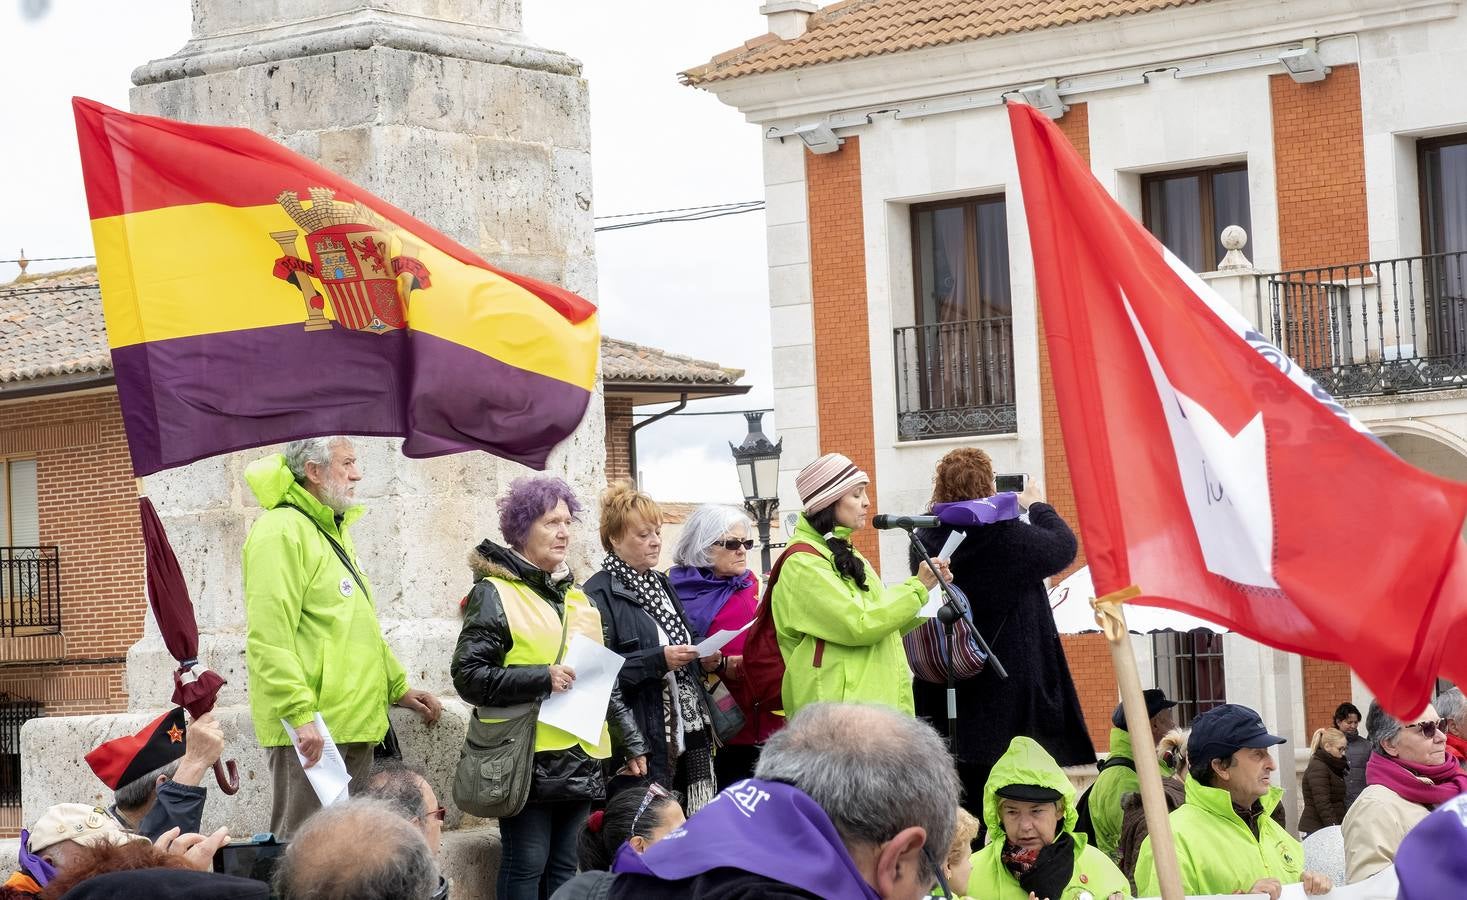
[
  {"xmin": 0, "ymin": 457, "xmax": 37, "ymax": 547},
  {"xmin": 909, "ymin": 193, "xmax": 1009, "ymax": 328},
  {"xmin": 1418, "ymin": 132, "xmax": 1467, "ymax": 257},
  {"xmin": 1152, "ymin": 631, "xmax": 1227, "ymax": 727},
  {"xmin": 1140, "ymin": 163, "xmax": 1249, "ymax": 273}
]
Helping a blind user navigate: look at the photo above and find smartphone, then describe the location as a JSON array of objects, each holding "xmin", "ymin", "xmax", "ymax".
[
  {"xmin": 994, "ymin": 473, "xmax": 1026, "ymax": 494},
  {"xmin": 213, "ymin": 835, "xmax": 287, "ymax": 883}
]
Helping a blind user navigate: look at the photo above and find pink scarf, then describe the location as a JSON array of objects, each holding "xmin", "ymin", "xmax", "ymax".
[{"xmin": 1365, "ymin": 751, "xmax": 1467, "ymax": 806}]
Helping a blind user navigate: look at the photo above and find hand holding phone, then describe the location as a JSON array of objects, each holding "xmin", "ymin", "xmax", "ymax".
[{"xmin": 994, "ymin": 473, "xmax": 1026, "ymax": 494}]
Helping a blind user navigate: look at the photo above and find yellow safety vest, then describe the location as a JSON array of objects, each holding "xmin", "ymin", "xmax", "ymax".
[{"xmin": 485, "ymin": 576, "xmax": 612, "ymax": 758}]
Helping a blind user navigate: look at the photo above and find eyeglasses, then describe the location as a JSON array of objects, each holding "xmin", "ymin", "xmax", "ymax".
[
  {"xmin": 1404, "ymin": 719, "xmax": 1449, "ymax": 739},
  {"xmin": 629, "ymin": 782, "xmax": 672, "ymax": 837},
  {"xmin": 425, "ymin": 806, "xmax": 446, "ymax": 822},
  {"xmin": 712, "ymin": 539, "xmax": 755, "ymax": 551},
  {"xmin": 922, "ymin": 844, "xmax": 952, "ymax": 899},
  {"xmin": 430, "ymin": 875, "xmax": 450, "ymax": 900}
]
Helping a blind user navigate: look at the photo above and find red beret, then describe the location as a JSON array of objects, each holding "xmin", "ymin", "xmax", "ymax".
[{"xmin": 85, "ymin": 708, "xmax": 188, "ymax": 790}]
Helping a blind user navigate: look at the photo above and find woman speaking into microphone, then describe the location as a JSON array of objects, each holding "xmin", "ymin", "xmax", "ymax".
[
  {"xmin": 910, "ymin": 448, "xmax": 1094, "ymax": 817},
  {"xmin": 771, "ymin": 452, "xmax": 948, "ymax": 718}
]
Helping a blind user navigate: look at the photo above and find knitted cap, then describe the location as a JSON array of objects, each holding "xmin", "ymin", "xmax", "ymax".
[{"xmin": 796, "ymin": 453, "xmax": 869, "ymax": 515}]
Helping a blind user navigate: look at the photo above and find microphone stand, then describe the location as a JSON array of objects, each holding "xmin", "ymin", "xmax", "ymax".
[{"xmin": 901, "ymin": 526, "xmax": 1008, "ymax": 746}]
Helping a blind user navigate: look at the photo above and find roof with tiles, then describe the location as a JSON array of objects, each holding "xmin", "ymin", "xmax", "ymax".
[
  {"xmin": 0, "ymin": 268, "xmax": 745, "ymax": 391},
  {"xmin": 682, "ymin": 0, "xmax": 1208, "ymax": 85}
]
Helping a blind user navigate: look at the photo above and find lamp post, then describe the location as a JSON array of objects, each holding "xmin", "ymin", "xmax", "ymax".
[{"xmin": 729, "ymin": 411, "xmax": 782, "ymax": 574}]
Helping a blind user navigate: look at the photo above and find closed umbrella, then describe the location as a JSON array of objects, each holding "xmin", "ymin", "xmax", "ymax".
[{"xmin": 140, "ymin": 497, "xmax": 239, "ymax": 794}]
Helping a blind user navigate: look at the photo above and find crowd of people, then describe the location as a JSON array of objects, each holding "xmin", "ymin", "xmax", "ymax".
[{"xmin": 7, "ymin": 434, "xmax": 1466, "ymax": 898}]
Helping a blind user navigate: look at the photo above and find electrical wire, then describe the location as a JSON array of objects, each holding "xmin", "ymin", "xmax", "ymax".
[
  {"xmin": 0, "ymin": 255, "xmax": 95, "ymax": 264},
  {"xmin": 593, "ymin": 200, "xmax": 762, "ymax": 221},
  {"xmin": 594, "ymin": 203, "xmax": 765, "ymax": 232}
]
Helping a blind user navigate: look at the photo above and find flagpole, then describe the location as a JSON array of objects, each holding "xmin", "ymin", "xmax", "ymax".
[{"xmin": 1093, "ymin": 585, "xmax": 1183, "ymax": 900}]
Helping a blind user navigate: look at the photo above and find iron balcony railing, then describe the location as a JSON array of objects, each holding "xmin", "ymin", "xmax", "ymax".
[
  {"xmin": 1265, "ymin": 251, "xmax": 1467, "ymax": 398},
  {"xmin": 0, "ymin": 694, "xmax": 43, "ymax": 809},
  {"xmin": 894, "ymin": 316, "xmax": 1017, "ymax": 440},
  {"xmin": 0, "ymin": 547, "xmax": 61, "ymax": 636}
]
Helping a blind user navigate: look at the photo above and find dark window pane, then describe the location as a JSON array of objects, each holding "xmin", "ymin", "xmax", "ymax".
[
  {"xmin": 1211, "ymin": 169, "xmax": 1252, "ymax": 267},
  {"xmin": 915, "ymin": 206, "xmax": 968, "ymax": 325},
  {"xmin": 976, "ymin": 200, "xmax": 1011, "ymax": 316},
  {"xmin": 1145, "ymin": 175, "xmax": 1205, "ymax": 272}
]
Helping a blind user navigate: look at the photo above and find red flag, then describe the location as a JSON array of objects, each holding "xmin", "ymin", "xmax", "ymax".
[{"xmin": 1008, "ymin": 102, "xmax": 1467, "ymax": 716}]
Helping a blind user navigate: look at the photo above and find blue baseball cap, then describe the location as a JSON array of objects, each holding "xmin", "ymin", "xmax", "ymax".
[
  {"xmin": 1111, "ymin": 689, "xmax": 1178, "ymax": 729},
  {"xmin": 1187, "ymin": 703, "xmax": 1286, "ymax": 765}
]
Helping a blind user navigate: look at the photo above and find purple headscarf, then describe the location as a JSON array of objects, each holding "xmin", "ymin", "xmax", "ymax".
[
  {"xmin": 668, "ymin": 566, "xmax": 754, "ymax": 636},
  {"xmin": 932, "ymin": 492, "xmax": 1022, "ymax": 526},
  {"xmin": 19, "ymin": 829, "xmax": 57, "ymax": 887},
  {"xmin": 613, "ymin": 778, "xmax": 880, "ymax": 900}
]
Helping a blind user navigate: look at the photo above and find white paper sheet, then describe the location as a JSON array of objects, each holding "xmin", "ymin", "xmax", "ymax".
[
  {"xmin": 695, "ymin": 620, "xmax": 754, "ymax": 656},
  {"xmin": 282, "ymin": 713, "xmax": 350, "ymax": 807},
  {"xmin": 937, "ymin": 529, "xmax": 966, "ymax": 560},
  {"xmin": 1136, "ymin": 867, "xmax": 1398, "ymax": 900},
  {"xmin": 918, "ymin": 531, "xmax": 967, "ymax": 618},
  {"xmin": 538, "ymin": 634, "xmax": 626, "ymax": 745}
]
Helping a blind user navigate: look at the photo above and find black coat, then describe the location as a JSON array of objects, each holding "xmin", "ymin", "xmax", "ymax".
[
  {"xmin": 451, "ymin": 540, "xmax": 647, "ymax": 804},
  {"xmin": 909, "ymin": 502, "xmax": 1095, "ymax": 770},
  {"xmin": 582, "ymin": 567, "xmax": 705, "ymax": 784}
]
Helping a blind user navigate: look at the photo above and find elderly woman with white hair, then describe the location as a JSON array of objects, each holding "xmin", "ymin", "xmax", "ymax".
[{"xmin": 669, "ymin": 504, "xmax": 763, "ymax": 788}]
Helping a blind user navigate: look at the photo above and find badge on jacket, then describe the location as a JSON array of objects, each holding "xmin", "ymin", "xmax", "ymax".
[{"xmin": 339, "ymin": 577, "xmax": 354, "ymax": 597}]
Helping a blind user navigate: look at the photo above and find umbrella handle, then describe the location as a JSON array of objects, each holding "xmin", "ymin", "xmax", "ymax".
[{"xmin": 214, "ymin": 758, "xmax": 240, "ymax": 795}]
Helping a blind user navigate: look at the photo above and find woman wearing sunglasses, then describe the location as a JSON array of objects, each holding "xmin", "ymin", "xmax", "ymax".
[
  {"xmin": 584, "ymin": 483, "xmax": 723, "ymax": 815},
  {"xmin": 669, "ymin": 505, "xmax": 766, "ymax": 788},
  {"xmin": 1342, "ymin": 700, "xmax": 1467, "ymax": 883}
]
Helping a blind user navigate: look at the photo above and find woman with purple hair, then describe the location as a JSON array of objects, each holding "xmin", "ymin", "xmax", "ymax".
[{"xmin": 451, "ymin": 476, "xmax": 648, "ymax": 900}]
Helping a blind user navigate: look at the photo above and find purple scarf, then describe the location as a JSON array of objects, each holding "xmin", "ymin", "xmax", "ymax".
[
  {"xmin": 613, "ymin": 778, "xmax": 880, "ymax": 900},
  {"xmin": 1366, "ymin": 751, "xmax": 1467, "ymax": 806},
  {"xmin": 932, "ymin": 492, "xmax": 1022, "ymax": 526},
  {"xmin": 668, "ymin": 566, "xmax": 754, "ymax": 636},
  {"xmin": 19, "ymin": 829, "xmax": 56, "ymax": 887}
]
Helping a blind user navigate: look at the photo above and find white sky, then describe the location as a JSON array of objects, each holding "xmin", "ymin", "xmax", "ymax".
[{"xmin": 0, "ymin": 0, "xmax": 774, "ymax": 504}]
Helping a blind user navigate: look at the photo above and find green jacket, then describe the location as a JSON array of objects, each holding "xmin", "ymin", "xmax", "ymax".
[
  {"xmin": 1090, "ymin": 727, "xmax": 1174, "ymax": 862},
  {"xmin": 969, "ymin": 736, "xmax": 1133, "ymax": 900},
  {"xmin": 1134, "ymin": 777, "xmax": 1303, "ymax": 897},
  {"xmin": 242, "ymin": 453, "xmax": 408, "ymax": 747},
  {"xmin": 771, "ymin": 514, "xmax": 924, "ymax": 717}
]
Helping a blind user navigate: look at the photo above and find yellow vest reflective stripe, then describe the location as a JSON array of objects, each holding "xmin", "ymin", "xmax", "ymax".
[{"xmin": 486, "ymin": 576, "xmax": 611, "ymax": 758}]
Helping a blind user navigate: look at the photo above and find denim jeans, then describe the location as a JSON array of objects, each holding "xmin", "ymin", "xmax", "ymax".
[{"xmin": 496, "ymin": 798, "xmax": 592, "ymax": 900}]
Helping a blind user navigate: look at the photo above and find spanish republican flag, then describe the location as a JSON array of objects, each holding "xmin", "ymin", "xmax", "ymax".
[{"xmin": 73, "ymin": 97, "xmax": 598, "ymax": 476}]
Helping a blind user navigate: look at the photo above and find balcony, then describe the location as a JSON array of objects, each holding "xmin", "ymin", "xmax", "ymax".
[
  {"xmin": 894, "ymin": 317, "xmax": 1017, "ymax": 441},
  {"xmin": 1265, "ymin": 251, "xmax": 1467, "ymax": 398},
  {"xmin": 0, "ymin": 548, "xmax": 63, "ymax": 663}
]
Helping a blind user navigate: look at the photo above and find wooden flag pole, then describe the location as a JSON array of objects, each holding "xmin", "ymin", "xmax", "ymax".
[{"xmin": 1093, "ymin": 585, "xmax": 1184, "ymax": 900}]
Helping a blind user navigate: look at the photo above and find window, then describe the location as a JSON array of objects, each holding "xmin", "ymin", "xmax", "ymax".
[
  {"xmin": 0, "ymin": 459, "xmax": 37, "ymax": 547},
  {"xmin": 1419, "ymin": 135, "xmax": 1467, "ymax": 359},
  {"xmin": 895, "ymin": 196, "xmax": 1016, "ymax": 440},
  {"xmin": 1142, "ymin": 165, "xmax": 1252, "ymax": 273},
  {"xmin": 1152, "ymin": 631, "xmax": 1226, "ymax": 726}
]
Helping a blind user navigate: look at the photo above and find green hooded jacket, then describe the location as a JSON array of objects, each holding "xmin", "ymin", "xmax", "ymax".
[
  {"xmin": 242, "ymin": 453, "xmax": 408, "ymax": 747},
  {"xmin": 1089, "ymin": 727, "xmax": 1174, "ymax": 862},
  {"xmin": 1133, "ymin": 776, "xmax": 1303, "ymax": 897},
  {"xmin": 969, "ymin": 737, "xmax": 1133, "ymax": 900},
  {"xmin": 771, "ymin": 514, "xmax": 924, "ymax": 717}
]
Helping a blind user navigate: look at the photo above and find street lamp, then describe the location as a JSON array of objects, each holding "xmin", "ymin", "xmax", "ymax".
[{"xmin": 729, "ymin": 411, "xmax": 782, "ymax": 574}]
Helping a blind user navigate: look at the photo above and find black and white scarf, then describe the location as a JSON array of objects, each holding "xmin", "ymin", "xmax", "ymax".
[{"xmin": 603, "ymin": 554, "xmax": 717, "ymax": 812}]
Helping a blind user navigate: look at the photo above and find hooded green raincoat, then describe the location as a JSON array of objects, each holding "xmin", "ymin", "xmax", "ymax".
[
  {"xmin": 1133, "ymin": 777, "xmax": 1303, "ymax": 897},
  {"xmin": 242, "ymin": 453, "xmax": 408, "ymax": 747},
  {"xmin": 1089, "ymin": 727, "xmax": 1174, "ymax": 862},
  {"xmin": 969, "ymin": 737, "xmax": 1132, "ymax": 900},
  {"xmin": 771, "ymin": 514, "xmax": 924, "ymax": 717}
]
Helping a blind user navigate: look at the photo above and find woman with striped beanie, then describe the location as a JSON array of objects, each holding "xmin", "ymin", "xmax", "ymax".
[{"xmin": 769, "ymin": 452, "xmax": 948, "ymax": 718}]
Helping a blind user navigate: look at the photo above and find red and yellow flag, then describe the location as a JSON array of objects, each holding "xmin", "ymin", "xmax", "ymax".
[{"xmin": 73, "ymin": 97, "xmax": 598, "ymax": 475}]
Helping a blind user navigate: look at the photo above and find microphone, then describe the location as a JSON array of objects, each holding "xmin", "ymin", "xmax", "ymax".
[{"xmin": 871, "ymin": 514, "xmax": 941, "ymax": 530}]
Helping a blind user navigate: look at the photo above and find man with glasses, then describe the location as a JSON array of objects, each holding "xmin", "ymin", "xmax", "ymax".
[{"xmin": 1342, "ymin": 700, "xmax": 1467, "ymax": 883}]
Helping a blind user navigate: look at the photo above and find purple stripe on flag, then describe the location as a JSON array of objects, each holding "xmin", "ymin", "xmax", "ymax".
[{"xmin": 111, "ymin": 324, "xmax": 590, "ymax": 475}]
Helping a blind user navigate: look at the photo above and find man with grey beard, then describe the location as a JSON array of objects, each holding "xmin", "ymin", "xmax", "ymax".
[{"xmin": 242, "ymin": 437, "xmax": 442, "ymax": 839}]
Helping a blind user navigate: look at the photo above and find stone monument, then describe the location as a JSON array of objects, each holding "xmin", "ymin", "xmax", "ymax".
[{"xmin": 20, "ymin": 3, "xmax": 603, "ymax": 892}]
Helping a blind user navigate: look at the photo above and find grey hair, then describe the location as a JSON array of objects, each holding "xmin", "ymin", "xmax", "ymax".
[
  {"xmin": 283, "ymin": 437, "xmax": 351, "ymax": 483},
  {"xmin": 1367, "ymin": 700, "xmax": 1403, "ymax": 754},
  {"xmin": 1436, "ymin": 688, "xmax": 1467, "ymax": 728},
  {"xmin": 274, "ymin": 798, "xmax": 438, "ymax": 900},
  {"xmin": 360, "ymin": 759, "xmax": 430, "ymax": 822},
  {"xmin": 113, "ymin": 759, "xmax": 180, "ymax": 812},
  {"xmin": 672, "ymin": 504, "xmax": 755, "ymax": 569},
  {"xmin": 756, "ymin": 703, "xmax": 959, "ymax": 884}
]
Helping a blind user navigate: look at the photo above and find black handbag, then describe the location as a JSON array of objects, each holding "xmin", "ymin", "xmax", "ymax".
[
  {"xmin": 700, "ymin": 674, "xmax": 746, "ymax": 746},
  {"xmin": 451, "ymin": 606, "xmax": 571, "ymax": 818}
]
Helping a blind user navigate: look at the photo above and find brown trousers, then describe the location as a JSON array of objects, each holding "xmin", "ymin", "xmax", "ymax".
[{"xmin": 266, "ymin": 742, "xmax": 377, "ymax": 840}]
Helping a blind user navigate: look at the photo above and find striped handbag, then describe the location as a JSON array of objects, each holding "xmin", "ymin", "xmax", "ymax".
[{"xmin": 902, "ymin": 583, "xmax": 988, "ymax": 683}]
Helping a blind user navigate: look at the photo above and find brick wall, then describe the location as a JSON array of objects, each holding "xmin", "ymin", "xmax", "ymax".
[
  {"xmin": 0, "ymin": 390, "xmax": 143, "ymax": 715},
  {"xmin": 1303, "ymin": 657, "xmax": 1354, "ymax": 735},
  {"xmin": 603, "ymin": 395, "xmax": 634, "ymax": 485},
  {"xmin": 1063, "ymin": 633, "xmax": 1119, "ymax": 751},
  {"xmin": 1270, "ymin": 64, "xmax": 1370, "ymax": 270},
  {"xmin": 805, "ymin": 137, "xmax": 882, "ymax": 563}
]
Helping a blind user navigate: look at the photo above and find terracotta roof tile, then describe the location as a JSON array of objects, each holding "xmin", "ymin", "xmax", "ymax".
[
  {"xmin": 600, "ymin": 336, "xmax": 745, "ymax": 387},
  {"xmin": 682, "ymin": 0, "xmax": 1209, "ymax": 85}
]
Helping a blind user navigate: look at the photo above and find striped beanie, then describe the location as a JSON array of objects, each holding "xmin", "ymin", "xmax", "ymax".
[{"xmin": 796, "ymin": 453, "xmax": 869, "ymax": 515}]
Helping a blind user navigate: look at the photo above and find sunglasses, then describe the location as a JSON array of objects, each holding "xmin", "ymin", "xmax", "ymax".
[
  {"xmin": 629, "ymin": 782, "xmax": 672, "ymax": 837},
  {"xmin": 1404, "ymin": 719, "xmax": 1449, "ymax": 738},
  {"xmin": 712, "ymin": 539, "xmax": 756, "ymax": 551}
]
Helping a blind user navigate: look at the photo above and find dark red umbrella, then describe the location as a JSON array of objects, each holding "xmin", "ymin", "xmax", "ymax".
[{"xmin": 141, "ymin": 497, "xmax": 239, "ymax": 794}]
